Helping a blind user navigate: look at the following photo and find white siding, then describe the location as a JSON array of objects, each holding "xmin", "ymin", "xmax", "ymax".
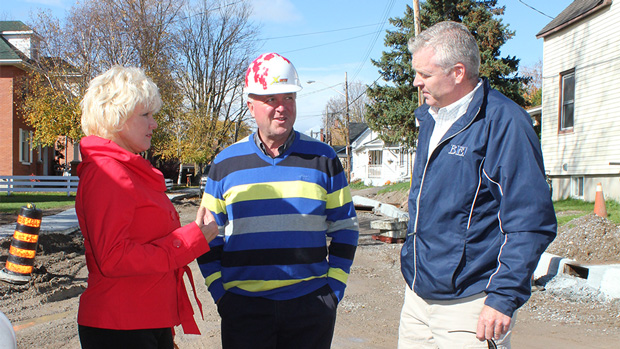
[
  {"xmin": 541, "ymin": 2, "xmax": 620, "ymax": 183},
  {"xmin": 5, "ymin": 34, "xmax": 38, "ymax": 59}
]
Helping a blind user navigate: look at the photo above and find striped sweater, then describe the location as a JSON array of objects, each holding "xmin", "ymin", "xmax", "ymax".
[{"xmin": 198, "ymin": 131, "xmax": 359, "ymax": 303}]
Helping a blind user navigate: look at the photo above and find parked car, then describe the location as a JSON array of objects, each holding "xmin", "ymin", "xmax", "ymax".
[{"xmin": 199, "ymin": 165, "xmax": 211, "ymax": 197}]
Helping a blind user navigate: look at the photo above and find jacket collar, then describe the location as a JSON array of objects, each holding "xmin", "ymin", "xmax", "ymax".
[
  {"xmin": 78, "ymin": 135, "xmax": 166, "ymax": 191},
  {"xmin": 415, "ymin": 78, "xmax": 489, "ymax": 135}
]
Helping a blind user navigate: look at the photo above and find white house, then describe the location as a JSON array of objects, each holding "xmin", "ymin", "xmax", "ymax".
[
  {"xmin": 348, "ymin": 123, "xmax": 413, "ymax": 186},
  {"xmin": 537, "ymin": 0, "xmax": 620, "ymax": 202}
]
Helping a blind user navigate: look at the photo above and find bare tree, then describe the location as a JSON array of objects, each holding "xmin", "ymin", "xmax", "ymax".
[
  {"xmin": 161, "ymin": 0, "xmax": 258, "ymax": 171},
  {"xmin": 322, "ymin": 80, "xmax": 371, "ymax": 145}
]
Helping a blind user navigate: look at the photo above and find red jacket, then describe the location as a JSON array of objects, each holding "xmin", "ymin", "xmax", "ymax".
[{"xmin": 76, "ymin": 135, "xmax": 209, "ymax": 333}]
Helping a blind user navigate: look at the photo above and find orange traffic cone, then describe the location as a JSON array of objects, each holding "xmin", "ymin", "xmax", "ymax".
[{"xmin": 593, "ymin": 183, "xmax": 608, "ymax": 218}]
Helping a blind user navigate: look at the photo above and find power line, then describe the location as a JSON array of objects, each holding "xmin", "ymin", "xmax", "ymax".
[
  {"xmin": 350, "ymin": 0, "xmax": 397, "ymax": 82},
  {"xmin": 261, "ymin": 22, "xmax": 383, "ymax": 41},
  {"xmin": 280, "ymin": 30, "xmax": 382, "ymax": 54},
  {"xmin": 306, "ymin": 75, "xmax": 383, "ymax": 121},
  {"xmin": 517, "ymin": 0, "xmax": 553, "ymax": 19},
  {"xmin": 298, "ymin": 83, "xmax": 343, "ymax": 98}
]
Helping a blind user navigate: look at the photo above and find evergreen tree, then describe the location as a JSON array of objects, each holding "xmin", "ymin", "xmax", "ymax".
[{"xmin": 366, "ymin": 0, "xmax": 527, "ymax": 147}]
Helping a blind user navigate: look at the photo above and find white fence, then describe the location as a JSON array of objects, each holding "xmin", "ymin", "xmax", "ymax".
[
  {"xmin": 1, "ymin": 176, "xmax": 174, "ymax": 196},
  {"xmin": 0, "ymin": 175, "xmax": 79, "ymax": 196}
]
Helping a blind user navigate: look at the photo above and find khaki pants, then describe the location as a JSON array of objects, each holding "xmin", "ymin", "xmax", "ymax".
[{"xmin": 398, "ymin": 286, "xmax": 515, "ymax": 349}]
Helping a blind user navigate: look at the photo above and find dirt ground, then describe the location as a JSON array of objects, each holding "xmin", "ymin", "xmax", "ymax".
[{"xmin": 1, "ymin": 190, "xmax": 620, "ymax": 348}]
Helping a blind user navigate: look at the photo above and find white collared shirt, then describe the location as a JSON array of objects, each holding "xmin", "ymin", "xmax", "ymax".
[{"xmin": 427, "ymin": 80, "xmax": 483, "ymax": 159}]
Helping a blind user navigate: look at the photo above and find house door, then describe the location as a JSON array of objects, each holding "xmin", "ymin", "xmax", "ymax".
[{"xmin": 369, "ymin": 150, "xmax": 382, "ymax": 178}]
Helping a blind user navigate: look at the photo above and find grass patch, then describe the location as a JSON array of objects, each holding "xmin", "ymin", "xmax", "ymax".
[
  {"xmin": 378, "ymin": 181, "xmax": 410, "ymax": 194},
  {"xmin": 605, "ymin": 199, "xmax": 620, "ymax": 224},
  {"xmin": 553, "ymin": 198, "xmax": 620, "ymax": 225},
  {"xmin": 556, "ymin": 214, "xmax": 589, "ymax": 226},
  {"xmin": 349, "ymin": 181, "xmax": 372, "ymax": 190},
  {"xmin": 553, "ymin": 198, "xmax": 594, "ymax": 212},
  {"xmin": 0, "ymin": 193, "xmax": 76, "ymax": 214}
]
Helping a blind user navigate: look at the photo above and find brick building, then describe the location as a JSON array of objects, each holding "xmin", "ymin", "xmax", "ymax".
[{"xmin": 0, "ymin": 21, "xmax": 77, "ymax": 176}]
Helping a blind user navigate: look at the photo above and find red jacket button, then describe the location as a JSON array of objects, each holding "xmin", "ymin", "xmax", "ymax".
[{"xmin": 173, "ymin": 239, "xmax": 182, "ymax": 248}]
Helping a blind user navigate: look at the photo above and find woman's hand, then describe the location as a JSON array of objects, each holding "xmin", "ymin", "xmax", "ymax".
[{"xmin": 195, "ymin": 206, "xmax": 219, "ymax": 242}]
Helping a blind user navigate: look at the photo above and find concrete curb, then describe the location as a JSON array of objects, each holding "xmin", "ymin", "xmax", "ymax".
[
  {"xmin": 533, "ymin": 252, "xmax": 577, "ymax": 281},
  {"xmin": 352, "ymin": 195, "xmax": 408, "ymax": 220},
  {"xmin": 352, "ymin": 195, "xmax": 380, "ymax": 210},
  {"xmin": 585, "ymin": 264, "xmax": 620, "ymax": 299},
  {"xmin": 533, "ymin": 252, "xmax": 620, "ymax": 300}
]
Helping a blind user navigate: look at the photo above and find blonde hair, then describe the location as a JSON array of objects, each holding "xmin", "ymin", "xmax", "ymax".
[{"xmin": 81, "ymin": 66, "xmax": 162, "ymax": 139}]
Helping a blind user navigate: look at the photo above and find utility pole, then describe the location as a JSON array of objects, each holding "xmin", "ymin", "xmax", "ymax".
[
  {"xmin": 324, "ymin": 105, "xmax": 329, "ymax": 144},
  {"xmin": 413, "ymin": 0, "xmax": 423, "ymax": 107},
  {"xmin": 345, "ymin": 72, "xmax": 351, "ymax": 182},
  {"xmin": 412, "ymin": 0, "xmax": 422, "ymax": 183}
]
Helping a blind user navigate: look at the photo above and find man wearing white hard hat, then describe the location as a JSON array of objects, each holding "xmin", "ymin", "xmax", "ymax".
[{"xmin": 198, "ymin": 52, "xmax": 359, "ymax": 349}]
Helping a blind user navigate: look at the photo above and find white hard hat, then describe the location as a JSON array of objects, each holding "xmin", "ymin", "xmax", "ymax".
[
  {"xmin": 0, "ymin": 311, "xmax": 16, "ymax": 349},
  {"xmin": 244, "ymin": 52, "xmax": 302, "ymax": 96}
]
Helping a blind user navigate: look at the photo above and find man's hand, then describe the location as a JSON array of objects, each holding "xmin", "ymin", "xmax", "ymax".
[
  {"xmin": 476, "ymin": 305, "xmax": 511, "ymax": 341},
  {"xmin": 195, "ymin": 206, "xmax": 219, "ymax": 242}
]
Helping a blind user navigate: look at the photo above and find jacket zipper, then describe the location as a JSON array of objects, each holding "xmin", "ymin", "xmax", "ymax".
[{"xmin": 411, "ymin": 106, "xmax": 481, "ymax": 288}]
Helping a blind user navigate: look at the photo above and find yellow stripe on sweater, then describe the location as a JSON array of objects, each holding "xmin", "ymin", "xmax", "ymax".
[
  {"xmin": 200, "ymin": 193, "xmax": 227, "ymax": 214},
  {"xmin": 326, "ymin": 187, "xmax": 353, "ymax": 209},
  {"xmin": 223, "ymin": 274, "xmax": 327, "ymax": 292},
  {"xmin": 224, "ymin": 181, "xmax": 326, "ymax": 204},
  {"xmin": 205, "ymin": 271, "xmax": 222, "ymax": 287},
  {"xmin": 328, "ymin": 267, "xmax": 349, "ymax": 284}
]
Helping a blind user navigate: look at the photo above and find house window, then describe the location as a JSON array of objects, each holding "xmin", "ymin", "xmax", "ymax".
[
  {"xmin": 369, "ymin": 150, "xmax": 382, "ymax": 165},
  {"xmin": 560, "ymin": 69, "xmax": 575, "ymax": 131},
  {"xmin": 571, "ymin": 176, "xmax": 584, "ymax": 199},
  {"xmin": 19, "ymin": 129, "xmax": 33, "ymax": 164}
]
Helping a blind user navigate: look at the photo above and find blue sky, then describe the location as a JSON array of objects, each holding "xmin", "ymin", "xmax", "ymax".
[{"xmin": 3, "ymin": 0, "xmax": 574, "ymax": 133}]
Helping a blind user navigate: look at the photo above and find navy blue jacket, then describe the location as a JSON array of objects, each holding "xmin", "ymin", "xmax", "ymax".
[{"xmin": 401, "ymin": 79, "xmax": 557, "ymax": 317}]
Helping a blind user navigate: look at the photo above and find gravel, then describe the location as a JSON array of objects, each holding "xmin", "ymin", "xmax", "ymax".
[{"xmin": 546, "ymin": 213, "xmax": 620, "ymax": 264}]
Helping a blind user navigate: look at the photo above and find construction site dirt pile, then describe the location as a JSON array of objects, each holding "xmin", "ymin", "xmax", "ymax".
[{"xmin": 546, "ymin": 213, "xmax": 620, "ymax": 264}]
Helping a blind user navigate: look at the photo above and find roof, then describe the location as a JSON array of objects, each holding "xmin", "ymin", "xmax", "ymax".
[
  {"xmin": 349, "ymin": 122, "xmax": 368, "ymax": 142},
  {"xmin": 0, "ymin": 21, "xmax": 34, "ymax": 33},
  {"xmin": 536, "ymin": 0, "xmax": 612, "ymax": 38},
  {"xmin": 526, "ymin": 106, "xmax": 542, "ymax": 115},
  {"xmin": 333, "ymin": 145, "xmax": 346, "ymax": 155},
  {"xmin": 0, "ymin": 36, "xmax": 26, "ymax": 62},
  {"xmin": 0, "ymin": 20, "xmax": 35, "ymax": 64}
]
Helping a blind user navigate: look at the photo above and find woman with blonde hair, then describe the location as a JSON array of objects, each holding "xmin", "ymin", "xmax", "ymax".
[{"xmin": 76, "ymin": 66, "xmax": 218, "ymax": 348}]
